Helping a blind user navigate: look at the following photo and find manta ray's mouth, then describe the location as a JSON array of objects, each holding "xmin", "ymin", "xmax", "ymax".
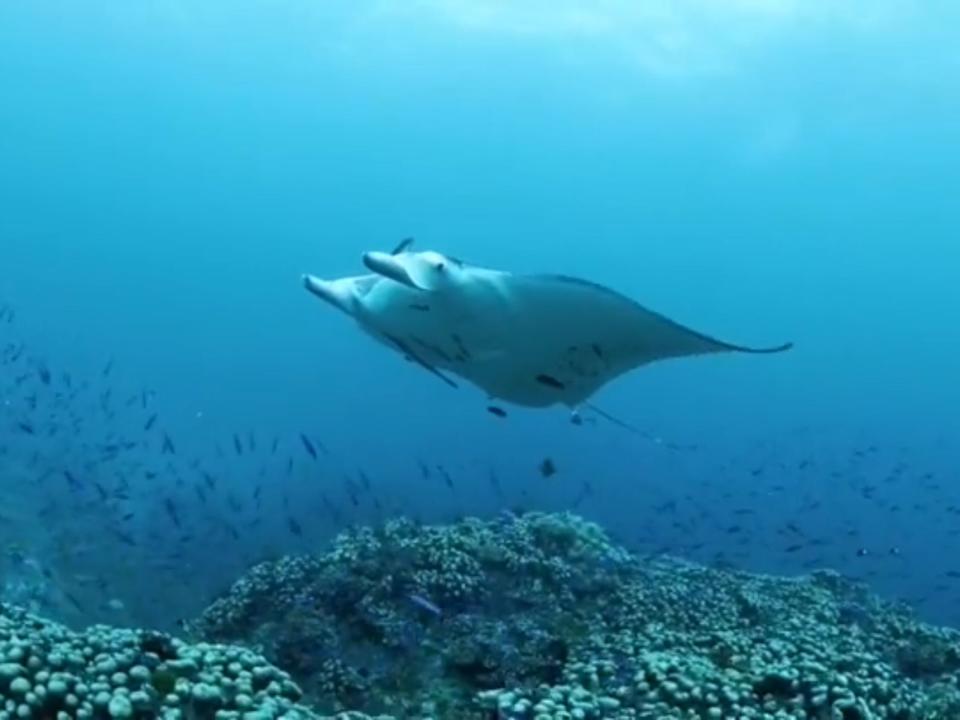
[{"xmin": 362, "ymin": 252, "xmax": 425, "ymax": 290}]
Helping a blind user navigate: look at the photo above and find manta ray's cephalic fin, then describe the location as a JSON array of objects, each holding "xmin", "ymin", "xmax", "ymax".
[{"xmin": 391, "ymin": 237, "xmax": 415, "ymax": 255}]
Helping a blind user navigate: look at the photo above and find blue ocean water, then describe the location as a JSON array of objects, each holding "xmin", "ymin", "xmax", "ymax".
[{"xmin": 0, "ymin": 1, "xmax": 958, "ymax": 630}]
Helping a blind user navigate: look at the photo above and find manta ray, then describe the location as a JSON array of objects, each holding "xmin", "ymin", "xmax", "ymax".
[{"xmin": 303, "ymin": 239, "xmax": 792, "ymax": 422}]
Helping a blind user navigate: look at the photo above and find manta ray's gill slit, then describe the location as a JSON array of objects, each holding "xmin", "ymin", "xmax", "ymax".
[
  {"xmin": 450, "ymin": 334, "xmax": 471, "ymax": 360},
  {"xmin": 411, "ymin": 335, "xmax": 454, "ymax": 364},
  {"xmin": 408, "ymin": 303, "xmax": 430, "ymax": 312},
  {"xmin": 382, "ymin": 333, "xmax": 459, "ymax": 389}
]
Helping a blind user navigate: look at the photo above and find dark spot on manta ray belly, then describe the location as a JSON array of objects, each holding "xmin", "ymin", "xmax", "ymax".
[
  {"xmin": 487, "ymin": 405, "xmax": 507, "ymax": 418},
  {"xmin": 535, "ymin": 374, "xmax": 565, "ymax": 390},
  {"xmin": 408, "ymin": 303, "xmax": 430, "ymax": 311},
  {"xmin": 563, "ymin": 344, "xmax": 604, "ymax": 378}
]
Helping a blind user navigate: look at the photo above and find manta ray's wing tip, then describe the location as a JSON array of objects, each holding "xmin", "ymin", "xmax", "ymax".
[
  {"xmin": 718, "ymin": 338, "xmax": 794, "ymax": 355},
  {"xmin": 757, "ymin": 341, "xmax": 794, "ymax": 354}
]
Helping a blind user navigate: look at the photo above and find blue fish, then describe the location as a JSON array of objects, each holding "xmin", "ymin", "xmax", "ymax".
[{"xmin": 407, "ymin": 593, "xmax": 442, "ymax": 617}]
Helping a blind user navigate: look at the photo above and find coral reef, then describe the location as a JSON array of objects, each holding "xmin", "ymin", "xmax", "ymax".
[
  {"xmin": 5, "ymin": 511, "xmax": 957, "ymax": 719},
  {"xmin": 189, "ymin": 512, "xmax": 628, "ymax": 716},
  {"xmin": 188, "ymin": 511, "xmax": 960, "ymax": 719},
  {"xmin": 0, "ymin": 602, "xmax": 318, "ymax": 719}
]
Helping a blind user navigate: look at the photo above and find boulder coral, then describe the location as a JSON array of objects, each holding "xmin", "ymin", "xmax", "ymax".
[
  {"xmin": 186, "ymin": 512, "xmax": 960, "ymax": 719},
  {"xmin": 0, "ymin": 602, "xmax": 318, "ymax": 719}
]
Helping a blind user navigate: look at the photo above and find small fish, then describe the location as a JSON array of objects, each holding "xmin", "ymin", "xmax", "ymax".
[
  {"xmin": 144, "ymin": 413, "xmax": 158, "ymax": 431},
  {"xmin": 437, "ymin": 465, "xmax": 455, "ymax": 489},
  {"xmin": 113, "ymin": 529, "xmax": 137, "ymax": 546},
  {"xmin": 572, "ymin": 480, "xmax": 592, "ymax": 509},
  {"xmin": 407, "ymin": 593, "xmax": 442, "ymax": 617},
  {"xmin": 300, "ymin": 433, "xmax": 318, "ymax": 460},
  {"xmin": 539, "ymin": 458, "xmax": 557, "ymax": 478},
  {"xmin": 488, "ymin": 469, "xmax": 504, "ymax": 499},
  {"xmin": 164, "ymin": 498, "xmax": 181, "ymax": 528},
  {"xmin": 287, "ymin": 517, "xmax": 303, "ymax": 536},
  {"xmin": 358, "ymin": 471, "xmax": 371, "ymax": 492},
  {"xmin": 63, "ymin": 470, "xmax": 82, "ymax": 491},
  {"xmin": 486, "ymin": 405, "xmax": 507, "ymax": 418},
  {"xmin": 64, "ymin": 592, "xmax": 86, "ymax": 613}
]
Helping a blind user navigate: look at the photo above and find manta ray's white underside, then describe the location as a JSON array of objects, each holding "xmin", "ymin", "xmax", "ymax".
[{"xmin": 304, "ymin": 246, "xmax": 792, "ymax": 411}]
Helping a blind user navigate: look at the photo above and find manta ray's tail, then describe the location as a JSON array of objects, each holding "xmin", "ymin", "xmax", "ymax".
[
  {"xmin": 583, "ymin": 403, "xmax": 646, "ymax": 435},
  {"xmin": 583, "ymin": 403, "xmax": 698, "ymax": 452}
]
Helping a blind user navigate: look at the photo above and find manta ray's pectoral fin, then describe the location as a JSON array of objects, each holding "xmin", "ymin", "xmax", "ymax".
[
  {"xmin": 511, "ymin": 275, "xmax": 793, "ymax": 369},
  {"xmin": 630, "ymin": 332, "xmax": 794, "ymax": 366}
]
